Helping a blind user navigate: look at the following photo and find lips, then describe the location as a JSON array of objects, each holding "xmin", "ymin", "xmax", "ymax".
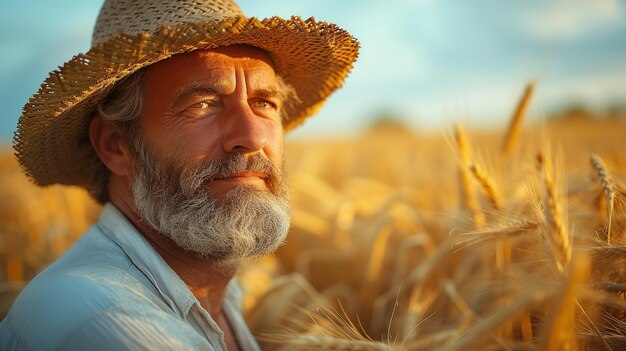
[
  {"xmin": 214, "ymin": 172, "xmax": 267, "ymax": 181},
  {"xmin": 211, "ymin": 172, "xmax": 269, "ymax": 189}
]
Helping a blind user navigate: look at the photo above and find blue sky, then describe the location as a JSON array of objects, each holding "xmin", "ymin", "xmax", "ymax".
[{"xmin": 1, "ymin": 0, "xmax": 625, "ymax": 142}]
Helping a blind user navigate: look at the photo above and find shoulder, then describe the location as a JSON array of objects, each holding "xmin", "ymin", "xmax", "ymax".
[
  {"xmin": 57, "ymin": 304, "xmax": 209, "ymax": 350},
  {"xmin": 4, "ymin": 260, "xmax": 121, "ymax": 348},
  {"xmin": 2, "ymin": 226, "xmax": 189, "ymax": 350},
  {"xmin": 4, "ymin": 271, "xmax": 207, "ymax": 350},
  {"xmin": 2, "ymin": 303, "xmax": 209, "ymax": 351}
]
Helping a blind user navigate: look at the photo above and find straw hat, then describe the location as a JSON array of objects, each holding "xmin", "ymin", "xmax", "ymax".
[{"xmin": 14, "ymin": 0, "xmax": 359, "ymax": 196}]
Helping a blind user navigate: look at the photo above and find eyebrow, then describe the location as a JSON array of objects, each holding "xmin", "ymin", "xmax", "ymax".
[
  {"xmin": 173, "ymin": 84, "xmax": 288, "ymax": 107},
  {"xmin": 254, "ymin": 87, "xmax": 285, "ymax": 101},
  {"xmin": 172, "ymin": 84, "xmax": 226, "ymax": 108}
]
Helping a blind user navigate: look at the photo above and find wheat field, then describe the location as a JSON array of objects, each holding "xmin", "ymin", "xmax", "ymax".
[{"xmin": 1, "ymin": 97, "xmax": 625, "ymax": 349}]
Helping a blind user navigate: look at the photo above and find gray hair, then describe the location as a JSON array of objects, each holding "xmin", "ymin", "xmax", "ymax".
[
  {"xmin": 97, "ymin": 69, "xmax": 145, "ymax": 139},
  {"xmin": 89, "ymin": 70, "xmax": 145, "ymax": 203},
  {"xmin": 90, "ymin": 67, "xmax": 298, "ymax": 204}
]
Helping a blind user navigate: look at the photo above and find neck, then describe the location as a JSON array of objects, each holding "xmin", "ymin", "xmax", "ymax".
[{"xmin": 109, "ymin": 190, "xmax": 237, "ymax": 317}]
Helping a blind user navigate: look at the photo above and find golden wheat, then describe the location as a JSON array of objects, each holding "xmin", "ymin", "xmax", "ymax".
[
  {"xmin": 1, "ymin": 109, "xmax": 625, "ymax": 349},
  {"xmin": 502, "ymin": 81, "xmax": 536, "ymax": 155},
  {"xmin": 590, "ymin": 153, "xmax": 616, "ymax": 243},
  {"xmin": 454, "ymin": 123, "xmax": 485, "ymax": 229}
]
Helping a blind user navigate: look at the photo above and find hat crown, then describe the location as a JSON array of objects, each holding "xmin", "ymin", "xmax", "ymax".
[{"xmin": 92, "ymin": 0, "xmax": 244, "ymax": 45}]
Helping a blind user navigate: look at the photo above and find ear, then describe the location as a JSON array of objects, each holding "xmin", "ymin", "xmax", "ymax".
[{"xmin": 89, "ymin": 114, "xmax": 133, "ymax": 178}]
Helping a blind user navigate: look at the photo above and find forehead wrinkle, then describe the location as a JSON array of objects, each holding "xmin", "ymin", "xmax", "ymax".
[
  {"xmin": 244, "ymin": 68, "xmax": 282, "ymax": 94},
  {"xmin": 257, "ymin": 76, "xmax": 294, "ymax": 104}
]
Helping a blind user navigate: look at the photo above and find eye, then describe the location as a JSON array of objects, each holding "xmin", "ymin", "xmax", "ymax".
[
  {"xmin": 189, "ymin": 101, "xmax": 211, "ymax": 109},
  {"xmin": 182, "ymin": 99, "xmax": 220, "ymax": 119},
  {"xmin": 251, "ymin": 100, "xmax": 277, "ymax": 110}
]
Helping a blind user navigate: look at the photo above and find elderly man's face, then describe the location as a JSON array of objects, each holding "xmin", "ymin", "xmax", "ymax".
[
  {"xmin": 128, "ymin": 45, "xmax": 290, "ymax": 263},
  {"xmin": 141, "ymin": 45, "xmax": 285, "ymax": 190}
]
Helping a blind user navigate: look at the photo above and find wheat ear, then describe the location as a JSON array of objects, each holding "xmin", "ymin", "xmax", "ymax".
[
  {"xmin": 590, "ymin": 154, "xmax": 616, "ymax": 244},
  {"xmin": 537, "ymin": 151, "xmax": 571, "ymax": 274},
  {"xmin": 502, "ymin": 81, "xmax": 536, "ymax": 155},
  {"xmin": 469, "ymin": 163, "xmax": 503, "ymax": 211},
  {"xmin": 455, "ymin": 123, "xmax": 485, "ymax": 228},
  {"xmin": 469, "ymin": 161, "xmax": 509, "ymax": 274}
]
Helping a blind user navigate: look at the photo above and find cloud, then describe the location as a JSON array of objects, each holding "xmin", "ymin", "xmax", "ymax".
[
  {"xmin": 519, "ymin": 0, "xmax": 624, "ymax": 40},
  {"xmin": 540, "ymin": 66, "xmax": 626, "ymax": 107}
]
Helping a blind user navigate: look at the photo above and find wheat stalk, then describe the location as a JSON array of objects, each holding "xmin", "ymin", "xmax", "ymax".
[
  {"xmin": 364, "ymin": 221, "xmax": 394, "ymax": 300},
  {"xmin": 469, "ymin": 163, "xmax": 503, "ymax": 211},
  {"xmin": 443, "ymin": 289, "xmax": 553, "ymax": 351},
  {"xmin": 537, "ymin": 151, "xmax": 571, "ymax": 274},
  {"xmin": 275, "ymin": 334, "xmax": 393, "ymax": 351},
  {"xmin": 451, "ymin": 221, "xmax": 539, "ymax": 250},
  {"xmin": 590, "ymin": 154, "xmax": 616, "ymax": 244},
  {"xmin": 502, "ymin": 81, "xmax": 536, "ymax": 155},
  {"xmin": 454, "ymin": 124, "xmax": 485, "ymax": 228},
  {"xmin": 539, "ymin": 253, "xmax": 591, "ymax": 351},
  {"xmin": 468, "ymin": 160, "xmax": 510, "ymax": 275}
]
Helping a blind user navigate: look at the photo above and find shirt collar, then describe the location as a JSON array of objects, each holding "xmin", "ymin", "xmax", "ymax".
[{"xmin": 96, "ymin": 203, "xmax": 199, "ymax": 318}]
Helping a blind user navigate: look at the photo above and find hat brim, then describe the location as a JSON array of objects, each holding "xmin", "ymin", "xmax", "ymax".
[{"xmin": 14, "ymin": 16, "xmax": 359, "ymax": 190}]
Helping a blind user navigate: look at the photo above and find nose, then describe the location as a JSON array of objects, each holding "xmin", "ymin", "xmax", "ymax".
[{"xmin": 220, "ymin": 100, "xmax": 270, "ymax": 154}]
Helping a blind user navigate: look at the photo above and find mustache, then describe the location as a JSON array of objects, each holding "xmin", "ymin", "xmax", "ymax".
[{"xmin": 180, "ymin": 153, "xmax": 285, "ymax": 194}]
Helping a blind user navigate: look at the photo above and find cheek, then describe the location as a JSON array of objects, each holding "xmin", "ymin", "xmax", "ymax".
[
  {"xmin": 265, "ymin": 125, "xmax": 285, "ymax": 167},
  {"xmin": 182, "ymin": 126, "xmax": 223, "ymax": 163},
  {"xmin": 144, "ymin": 120, "xmax": 222, "ymax": 164}
]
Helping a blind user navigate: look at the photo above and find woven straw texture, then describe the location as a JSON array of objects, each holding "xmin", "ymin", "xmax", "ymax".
[{"xmin": 14, "ymin": 0, "xmax": 359, "ymax": 192}]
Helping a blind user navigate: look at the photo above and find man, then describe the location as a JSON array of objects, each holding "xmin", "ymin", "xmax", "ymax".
[{"xmin": 0, "ymin": 0, "xmax": 358, "ymax": 350}]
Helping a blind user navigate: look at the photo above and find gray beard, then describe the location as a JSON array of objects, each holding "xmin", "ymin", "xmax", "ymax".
[{"xmin": 129, "ymin": 141, "xmax": 290, "ymax": 264}]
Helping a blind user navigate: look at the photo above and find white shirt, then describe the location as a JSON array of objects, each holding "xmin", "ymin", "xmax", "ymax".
[{"xmin": 0, "ymin": 203, "xmax": 261, "ymax": 351}]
